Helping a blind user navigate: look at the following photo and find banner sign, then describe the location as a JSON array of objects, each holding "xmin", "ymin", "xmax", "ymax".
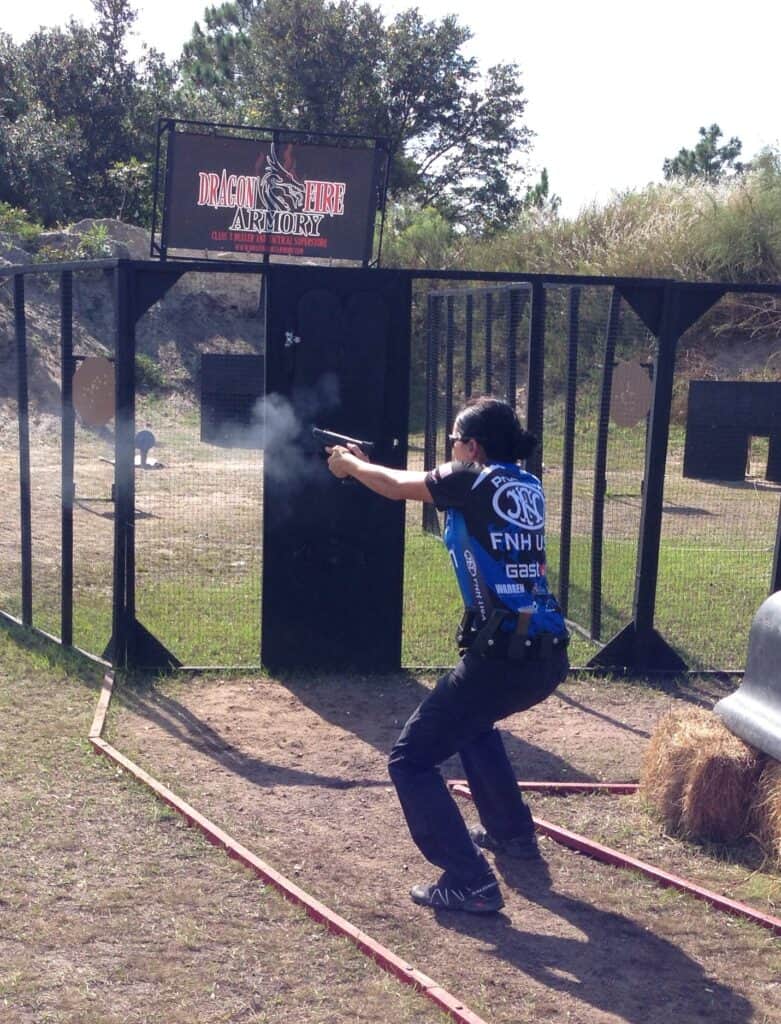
[{"xmin": 162, "ymin": 130, "xmax": 382, "ymax": 263}]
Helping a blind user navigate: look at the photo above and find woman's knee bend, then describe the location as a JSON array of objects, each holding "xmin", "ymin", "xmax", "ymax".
[{"xmin": 388, "ymin": 748, "xmax": 429, "ymax": 785}]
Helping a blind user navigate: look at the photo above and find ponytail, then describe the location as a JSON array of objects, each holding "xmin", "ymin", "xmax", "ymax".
[{"xmin": 454, "ymin": 397, "xmax": 537, "ymax": 463}]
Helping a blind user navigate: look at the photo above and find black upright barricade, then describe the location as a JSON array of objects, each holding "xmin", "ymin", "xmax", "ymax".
[{"xmin": 262, "ymin": 265, "xmax": 411, "ymax": 672}]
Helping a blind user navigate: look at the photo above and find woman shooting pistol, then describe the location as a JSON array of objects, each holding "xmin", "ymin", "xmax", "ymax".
[{"xmin": 327, "ymin": 396, "xmax": 569, "ymax": 914}]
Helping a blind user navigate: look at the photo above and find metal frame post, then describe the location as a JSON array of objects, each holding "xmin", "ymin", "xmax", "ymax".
[
  {"xmin": 423, "ymin": 293, "xmax": 441, "ymax": 534},
  {"xmin": 526, "ymin": 282, "xmax": 545, "ymax": 479},
  {"xmin": 505, "ymin": 287, "xmax": 519, "ymax": 406},
  {"xmin": 590, "ymin": 288, "xmax": 621, "ymax": 640},
  {"xmin": 558, "ymin": 286, "xmax": 580, "ymax": 616},
  {"xmin": 588, "ymin": 282, "xmax": 688, "ymax": 672},
  {"xmin": 464, "ymin": 294, "xmax": 473, "ymax": 400},
  {"xmin": 60, "ymin": 271, "xmax": 75, "ymax": 646},
  {"xmin": 444, "ymin": 296, "xmax": 455, "ymax": 461},
  {"xmin": 634, "ymin": 284, "xmax": 679, "ymax": 646},
  {"xmin": 14, "ymin": 275, "xmax": 33, "ymax": 626},
  {"xmin": 111, "ymin": 264, "xmax": 137, "ymax": 667},
  {"xmin": 484, "ymin": 292, "xmax": 493, "ymax": 392}
]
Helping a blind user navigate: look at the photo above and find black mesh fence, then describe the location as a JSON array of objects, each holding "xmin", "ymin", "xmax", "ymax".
[
  {"xmin": 1, "ymin": 261, "xmax": 780, "ymax": 674},
  {"xmin": 404, "ymin": 279, "xmax": 536, "ymax": 666},
  {"xmin": 0, "ymin": 267, "xmax": 117, "ymax": 655},
  {"xmin": 26, "ymin": 272, "xmax": 64, "ymax": 641},
  {"xmin": 541, "ymin": 284, "xmax": 657, "ymax": 662},
  {"xmin": 403, "ymin": 275, "xmax": 781, "ymax": 671},
  {"xmin": 655, "ymin": 294, "xmax": 781, "ymax": 670},
  {"xmin": 0, "ymin": 263, "xmax": 267, "ymax": 668},
  {"xmin": 131, "ymin": 270, "xmax": 265, "ymax": 667},
  {"xmin": 69, "ymin": 269, "xmax": 117, "ymax": 655},
  {"xmin": 25, "ymin": 274, "xmax": 63, "ymax": 640}
]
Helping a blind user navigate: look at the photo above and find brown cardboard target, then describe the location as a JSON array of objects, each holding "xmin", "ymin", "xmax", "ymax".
[
  {"xmin": 610, "ymin": 360, "xmax": 653, "ymax": 427},
  {"xmin": 73, "ymin": 356, "xmax": 115, "ymax": 427}
]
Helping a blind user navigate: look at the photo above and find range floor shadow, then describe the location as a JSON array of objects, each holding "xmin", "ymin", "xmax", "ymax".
[{"xmin": 434, "ymin": 856, "xmax": 753, "ymax": 1024}]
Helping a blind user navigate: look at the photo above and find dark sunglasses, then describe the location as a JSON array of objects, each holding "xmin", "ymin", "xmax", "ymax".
[{"xmin": 448, "ymin": 433, "xmax": 472, "ymax": 443}]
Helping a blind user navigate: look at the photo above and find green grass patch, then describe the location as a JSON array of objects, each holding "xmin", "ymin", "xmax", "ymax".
[
  {"xmin": 136, "ymin": 576, "xmax": 261, "ymax": 666},
  {"xmin": 403, "ymin": 528, "xmax": 461, "ymax": 665},
  {"xmin": 6, "ymin": 522, "xmax": 767, "ymax": 672},
  {"xmin": 654, "ymin": 539, "xmax": 770, "ymax": 669}
]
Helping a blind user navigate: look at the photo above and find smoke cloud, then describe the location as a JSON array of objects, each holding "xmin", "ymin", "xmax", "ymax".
[{"xmin": 253, "ymin": 372, "xmax": 341, "ymax": 491}]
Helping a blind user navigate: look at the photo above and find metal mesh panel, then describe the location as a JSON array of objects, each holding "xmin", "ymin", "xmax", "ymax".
[
  {"xmin": 550, "ymin": 287, "xmax": 656, "ymax": 654},
  {"xmin": 404, "ymin": 281, "xmax": 462, "ymax": 665},
  {"xmin": 656, "ymin": 295, "xmax": 781, "ymax": 670},
  {"xmin": 598, "ymin": 296, "xmax": 656, "ymax": 646},
  {"xmin": 0, "ymin": 267, "xmax": 119, "ymax": 656},
  {"xmin": 133, "ymin": 270, "xmax": 265, "ymax": 666},
  {"xmin": 405, "ymin": 279, "xmax": 662, "ymax": 669},
  {"xmin": 25, "ymin": 272, "xmax": 63, "ymax": 639},
  {"xmin": 404, "ymin": 278, "xmax": 535, "ymax": 667},
  {"xmin": 70, "ymin": 268, "xmax": 117, "ymax": 655},
  {"xmin": 541, "ymin": 284, "xmax": 628, "ymax": 664},
  {"xmin": 421, "ymin": 282, "xmax": 533, "ymax": 464}
]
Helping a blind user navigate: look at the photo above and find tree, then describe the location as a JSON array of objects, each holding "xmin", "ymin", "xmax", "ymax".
[
  {"xmin": 20, "ymin": 2, "xmax": 142, "ymax": 205},
  {"xmin": 1, "ymin": 103, "xmax": 84, "ymax": 224},
  {"xmin": 0, "ymin": 32, "xmax": 29, "ymax": 122},
  {"xmin": 181, "ymin": 0, "xmax": 532, "ymax": 231},
  {"xmin": 381, "ymin": 202, "xmax": 457, "ymax": 268},
  {"xmin": 182, "ymin": 0, "xmax": 257, "ymax": 109},
  {"xmin": 0, "ymin": 0, "xmax": 181, "ymax": 225},
  {"xmin": 523, "ymin": 168, "xmax": 561, "ymax": 216},
  {"xmin": 663, "ymin": 124, "xmax": 748, "ymax": 183}
]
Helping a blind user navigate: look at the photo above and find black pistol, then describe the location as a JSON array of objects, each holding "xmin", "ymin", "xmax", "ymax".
[{"xmin": 312, "ymin": 427, "xmax": 375, "ymax": 455}]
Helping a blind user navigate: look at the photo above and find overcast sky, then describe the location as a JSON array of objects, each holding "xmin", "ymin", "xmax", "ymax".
[{"xmin": 5, "ymin": 0, "xmax": 780, "ymax": 217}]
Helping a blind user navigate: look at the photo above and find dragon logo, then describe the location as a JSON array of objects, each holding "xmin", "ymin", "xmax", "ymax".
[{"xmin": 258, "ymin": 143, "xmax": 305, "ymax": 212}]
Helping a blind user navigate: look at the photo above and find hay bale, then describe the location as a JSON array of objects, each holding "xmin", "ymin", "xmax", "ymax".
[
  {"xmin": 640, "ymin": 706, "xmax": 764, "ymax": 842},
  {"xmin": 753, "ymin": 760, "xmax": 781, "ymax": 865},
  {"xmin": 640, "ymin": 707, "xmax": 715, "ymax": 832},
  {"xmin": 682, "ymin": 739, "xmax": 764, "ymax": 842}
]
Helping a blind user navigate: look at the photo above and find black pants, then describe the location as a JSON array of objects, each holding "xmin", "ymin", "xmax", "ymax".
[{"xmin": 388, "ymin": 647, "xmax": 568, "ymax": 886}]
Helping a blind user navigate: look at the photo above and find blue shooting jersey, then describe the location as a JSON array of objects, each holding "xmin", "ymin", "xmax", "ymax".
[{"xmin": 425, "ymin": 460, "xmax": 566, "ymax": 639}]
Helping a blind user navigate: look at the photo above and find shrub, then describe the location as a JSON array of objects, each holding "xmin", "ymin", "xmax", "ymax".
[
  {"xmin": 135, "ymin": 353, "xmax": 166, "ymax": 393},
  {"xmin": 0, "ymin": 202, "xmax": 43, "ymax": 245},
  {"xmin": 75, "ymin": 222, "xmax": 113, "ymax": 259}
]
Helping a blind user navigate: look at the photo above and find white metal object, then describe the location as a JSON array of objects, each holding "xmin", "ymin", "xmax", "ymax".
[{"xmin": 714, "ymin": 591, "xmax": 781, "ymax": 760}]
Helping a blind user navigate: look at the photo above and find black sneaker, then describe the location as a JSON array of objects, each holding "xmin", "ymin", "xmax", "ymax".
[
  {"xmin": 470, "ymin": 825, "xmax": 542, "ymax": 861},
  {"xmin": 410, "ymin": 873, "xmax": 504, "ymax": 913}
]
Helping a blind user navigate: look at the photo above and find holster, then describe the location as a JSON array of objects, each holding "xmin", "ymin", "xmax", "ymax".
[
  {"xmin": 507, "ymin": 609, "xmax": 534, "ymax": 660},
  {"xmin": 456, "ymin": 608, "xmax": 478, "ymax": 652},
  {"xmin": 470, "ymin": 609, "xmax": 513, "ymax": 658}
]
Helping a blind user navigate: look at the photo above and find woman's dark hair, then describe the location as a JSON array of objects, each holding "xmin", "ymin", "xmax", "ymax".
[{"xmin": 454, "ymin": 396, "xmax": 537, "ymax": 462}]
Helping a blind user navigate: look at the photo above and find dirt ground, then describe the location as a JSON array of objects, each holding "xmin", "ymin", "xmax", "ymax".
[
  {"xmin": 111, "ymin": 670, "xmax": 781, "ymax": 1024},
  {"xmin": 0, "ymin": 632, "xmax": 446, "ymax": 1024}
]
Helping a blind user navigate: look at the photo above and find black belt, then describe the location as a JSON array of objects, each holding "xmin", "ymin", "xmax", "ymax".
[{"xmin": 458, "ymin": 608, "xmax": 569, "ymax": 662}]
